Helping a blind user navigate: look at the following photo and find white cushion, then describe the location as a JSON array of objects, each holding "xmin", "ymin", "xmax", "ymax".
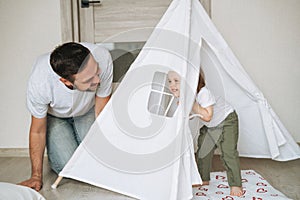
[{"xmin": 0, "ymin": 182, "xmax": 46, "ymax": 200}]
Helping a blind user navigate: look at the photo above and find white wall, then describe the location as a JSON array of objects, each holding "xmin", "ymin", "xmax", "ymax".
[
  {"xmin": 0, "ymin": 0, "xmax": 61, "ymax": 148},
  {"xmin": 212, "ymin": 0, "xmax": 300, "ymax": 142},
  {"xmin": 0, "ymin": 0, "xmax": 299, "ymax": 148}
]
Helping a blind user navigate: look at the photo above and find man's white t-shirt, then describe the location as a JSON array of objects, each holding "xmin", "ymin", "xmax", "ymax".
[
  {"xmin": 196, "ymin": 86, "xmax": 234, "ymax": 128},
  {"xmin": 27, "ymin": 43, "xmax": 113, "ymax": 118}
]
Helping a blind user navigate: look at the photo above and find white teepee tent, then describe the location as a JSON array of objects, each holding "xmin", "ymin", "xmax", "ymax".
[{"xmin": 55, "ymin": 0, "xmax": 300, "ymax": 199}]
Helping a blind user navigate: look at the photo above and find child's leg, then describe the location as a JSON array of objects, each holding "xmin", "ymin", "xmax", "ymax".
[
  {"xmin": 196, "ymin": 126, "xmax": 217, "ymax": 184},
  {"xmin": 218, "ymin": 112, "xmax": 242, "ymax": 195}
]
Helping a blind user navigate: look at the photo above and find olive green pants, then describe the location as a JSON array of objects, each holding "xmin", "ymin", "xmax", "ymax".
[{"xmin": 196, "ymin": 111, "xmax": 242, "ymax": 187}]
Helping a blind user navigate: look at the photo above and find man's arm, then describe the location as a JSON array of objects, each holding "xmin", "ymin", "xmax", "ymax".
[
  {"xmin": 19, "ymin": 116, "xmax": 47, "ymax": 191},
  {"xmin": 95, "ymin": 95, "xmax": 111, "ymax": 117}
]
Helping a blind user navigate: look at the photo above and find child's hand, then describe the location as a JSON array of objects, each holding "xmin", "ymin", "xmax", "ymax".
[{"xmin": 189, "ymin": 113, "xmax": 204, "ymax": 120}]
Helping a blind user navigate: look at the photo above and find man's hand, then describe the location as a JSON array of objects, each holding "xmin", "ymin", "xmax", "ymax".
[{"xmin": 18, "ymin": 176, "xmax": 43, "ymax": 191}]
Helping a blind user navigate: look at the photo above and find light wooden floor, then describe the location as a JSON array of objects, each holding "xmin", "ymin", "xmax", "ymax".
[{"xmin": 0, "ymin": 156, "xmax": 299, "ymax": 200}]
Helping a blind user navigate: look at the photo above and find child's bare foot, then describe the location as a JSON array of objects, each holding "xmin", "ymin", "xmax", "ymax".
[
  {"xmin": 192, "ymin": 181, "xmax": 209, "ymax": 188},
  {"xmin": 230, "ymin": 186, "xmax": 243, "ymax": 197},
  {"xmin": 201, "ymin": 181, "xmax": 209, "ymax": 185}
]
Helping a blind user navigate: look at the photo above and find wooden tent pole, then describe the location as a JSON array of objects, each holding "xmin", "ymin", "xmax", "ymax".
[{"xmin": 51, "ymin": 176, "xmax": 63, "ymax": 189}]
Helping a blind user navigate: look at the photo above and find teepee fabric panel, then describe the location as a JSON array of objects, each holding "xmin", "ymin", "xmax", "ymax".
[{"xmin": 61, "ymin": 0, "xmax": 202, "ymax": 199}]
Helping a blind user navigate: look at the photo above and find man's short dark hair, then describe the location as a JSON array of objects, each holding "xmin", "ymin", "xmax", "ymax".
[{"xmin": 50, "ymin": 42, "xmax": 90, "ymax": 82}]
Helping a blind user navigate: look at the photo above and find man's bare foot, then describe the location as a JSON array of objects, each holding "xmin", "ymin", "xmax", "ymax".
[
  {"xmin": 230, "ymin": 186, "xmax": 243, "ymax": 197},
  {"xmin": 192, "ymin": 181, "xmax": 209, "ymax": 188}
]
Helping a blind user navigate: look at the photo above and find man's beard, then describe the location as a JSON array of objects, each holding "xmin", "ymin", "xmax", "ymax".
[{"xmin": 87, "ymin": 83, "xmax": 100, "ymax": 91}]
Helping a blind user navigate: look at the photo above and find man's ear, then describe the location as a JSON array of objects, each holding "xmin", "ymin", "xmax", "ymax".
[{"xmin": 59, "ymin": 77, "xmax": 73, "ymax": 87}]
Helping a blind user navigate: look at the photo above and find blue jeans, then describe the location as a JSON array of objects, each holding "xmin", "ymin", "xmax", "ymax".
[{"xmin": 46, "ymin": 107, "xmax": 95, "ymax": 174}]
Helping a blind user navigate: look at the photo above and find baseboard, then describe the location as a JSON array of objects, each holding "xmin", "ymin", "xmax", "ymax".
[
  {"xmin": 0, "ymin": 148, "xmax": 29, "ymax": 157},
  {"xmin": 1, "ymin": 143, "xmax": 299, "ymax": 157}
]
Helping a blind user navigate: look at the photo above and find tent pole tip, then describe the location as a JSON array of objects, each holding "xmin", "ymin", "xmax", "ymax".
[{"xmin": 51, "ymin": 176, "xmax": 63, "ymax": 189}]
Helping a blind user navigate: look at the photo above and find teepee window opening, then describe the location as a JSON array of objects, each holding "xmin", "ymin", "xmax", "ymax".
[{"xmin": 147, "ymin": 71, "xmax": 178, "ymax": 117}]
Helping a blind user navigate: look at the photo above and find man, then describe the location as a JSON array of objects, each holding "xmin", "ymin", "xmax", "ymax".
[{"xmin": 19, "ymin": 42, "xmax": 113, "ymax": 191}]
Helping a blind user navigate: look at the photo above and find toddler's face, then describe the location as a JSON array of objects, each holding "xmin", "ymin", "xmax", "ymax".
[{"xmin": 167, "ymin": 71, "xmax": 181, "ymax": 98}]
